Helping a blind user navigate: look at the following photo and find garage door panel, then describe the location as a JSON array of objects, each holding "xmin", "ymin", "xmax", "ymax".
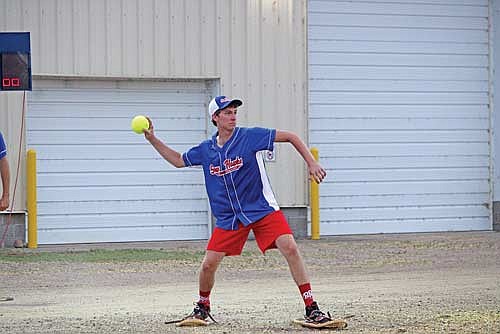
[
  {"xmin": 310, "ymin": 92, "xmax": 488, "ymax": 105},
  {"xmin": 309, "ymin": 26, "xmax": 487, "ymax": 43},
  {"xmin": 38, "ymin": 170, "xmax": 205, "ymax": 187},
  {"xmin": 309, "ymin": 13, "xmax": 487, "ymax": 30},
  {"xmin": 28, "ymin": 130, "xmax": 203, "ymax": 145},
  {"xmin": 323, "ymin": 193, "xmax": 489, "ymax": 208},
  {"xmin": 321, "ymin": 205, "xmax": 489, "ymax": 222},
  {"xmin": 30, "ymin": 144, "xmax": 194, "ymax": 159},
  {"xmin": 309, "ymin": 79, "xmax": 488, "ymax": 92},
  {"xmin": 38, "ymin": 223, "xmax": 208, "ymax": 244},
  {"xmin": 328, "ymin": 156, "xmax": 489, "ymax": 169},
  {"xmin": 346, "ymin": 0, "xmax": 487, "ymax": 5},
  {"xmin": 317, "ymin": 143, "xmax": 488, "ymax": 157},
  {"xmin": 37, "ymin": 158, "xmax": 193, "ymax": 173},
  {"xmin": 309, "ymin": 40, "xmax": 489, "ymax": 56},
  {"xmin": 38, "ymin": 184, "xmax": 207, "ymax": 201},
  {"xmin": 38, "ymin": 199, "xmax": 208, "ymax": 216},
  {"xmin": 319, "ymin": 218, "xmax": 491, "ymax": 236},
  {"xmin": 330, "ymin": 167, "xmax": 489, "ymax": 182},
  {"xmin": 310, "ymin": 130, "xmax": 489, "ymax": 144},
  {"xmin": 28, "ymin": 83, "xmax": 210, "ymax": 243},
  {"xmin": 38, "ymin": 212, "xmax": 207, "ymax": 229},
  {"xmin": 311, "ymin": 118, "xmax": 488, "ymax": 131},
  {"xmin": 310, "ymin": 105, "xmax": 489, "ymax": 119},
  {"xmin": 310, "ymin": 53, "xmax": 488, "ymax": 68},
  {"xmin": 322, "ymin": 180, "xmax": 489, "ymax": 196},
  {"xmin": 309, "ymin": 1, "xmax": 488, "ymax": 17},
  {"xmin": 310, "ymin": 66, "xmax": 488, "ymax": 81},
  {"xmin": 27, "ymin": 117, "xmax": 205, "ymax": 131},
  {"xmin": 31, "ymin": 90, "xmax": 207, "ymax": 104},
  {"xmin": 28, "ymin": 103, "xmax": 204, "ymax": 118}
]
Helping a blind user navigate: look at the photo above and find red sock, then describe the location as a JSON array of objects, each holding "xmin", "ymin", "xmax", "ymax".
[
  {"xmin": 299, "ymin": 283, "xmax": 314, "ymax": 307},
  {"xmin": 198, "ymin": 290, "xmax": 211, "ymax": 307}
]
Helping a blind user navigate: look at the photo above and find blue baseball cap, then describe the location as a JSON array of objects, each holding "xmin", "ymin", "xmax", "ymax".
[{"xmin": 208, "ymin": 96, "xmax": 243, "ymax": 117}]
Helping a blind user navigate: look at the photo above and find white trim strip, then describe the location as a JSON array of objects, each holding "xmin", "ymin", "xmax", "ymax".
[
  {"xmin": 256, "ymin": 151, "xmax": 280, "ymax": 210},
  {"xmin": 183, "ymin": 152, "xmax": 193, "ymax": 166},
  {"xmin": 230, "ymin": 171, "xmax": 252, "ymax": 224}
]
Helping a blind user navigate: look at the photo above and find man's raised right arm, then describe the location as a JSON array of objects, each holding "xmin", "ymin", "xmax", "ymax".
[{"xmin": 143, "ymin": 118, "xmax": 185, "ymax": 168}]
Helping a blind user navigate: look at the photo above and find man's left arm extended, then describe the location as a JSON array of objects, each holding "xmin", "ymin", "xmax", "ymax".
[
  {"xmin": 274, "ymin": 130, "xmax": 326, "ymax": 184},
  {"xmin": 0, "ymin": 157, "xmax": 10, "ymax": 211}
]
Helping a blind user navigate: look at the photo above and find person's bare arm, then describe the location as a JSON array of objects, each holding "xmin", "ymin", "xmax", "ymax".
[
  {"xmin": 143, "ymin": 117, "xmax": 185, "ymax": 168},
  {"xmin": 0, "ymin": 157, "xmax": 10, "ymax": 211},
  {"xmin": 274, "ymin": 130, "xmax": 326, "ymax": 183}
]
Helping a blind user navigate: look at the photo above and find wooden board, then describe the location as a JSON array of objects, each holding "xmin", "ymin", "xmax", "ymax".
[
  {"xmin": 175, "ymin": 318, "xmax": 209, "ymax": 327},
  {"xmin": 293, "ymin": 318, "xmax": 348, "ymax": 329}
]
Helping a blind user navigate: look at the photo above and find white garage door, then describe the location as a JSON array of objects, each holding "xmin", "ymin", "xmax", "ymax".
[
  {"xmin": 27, "ymin": 80, "xmax": 211, "ymax": 244},
  {"xmin": 308, "ymin": 0, "xmax": 491, "ymax": 234}
]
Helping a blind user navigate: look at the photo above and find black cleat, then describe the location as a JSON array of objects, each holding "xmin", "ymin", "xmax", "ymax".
[{"xmin": 305, "ymin": 301, "xmax": 333, "ymax": 324}]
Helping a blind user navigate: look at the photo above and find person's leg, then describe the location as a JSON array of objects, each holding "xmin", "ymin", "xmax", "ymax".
[
  {"xmin": 253, "ymin": 212, "xmax": 333, "ymax": 323},
  {"xmin": 275, "ymin": 234, "xmax": 316, "ymax": 306},
  {"xmin": 275, "ymin": 234, "xmax": 309, "ymax": 286},
  {"xmin": 192, "ymin": 224, "xmax": 250, "ymax": 320},
  {"xmin": 189, "ymin": 250, "xmax": 225, "ymax": 321},
  {"xmin": 251, "ymin": 212, "xmax": 315, "ymax": 307},
  {"xmin": 275, "ymin": 234, "xmax": 332, "ymax": 322},
  {"xmin": 198, "ymin": 250, "xmax": 225, "ymax": 305}
]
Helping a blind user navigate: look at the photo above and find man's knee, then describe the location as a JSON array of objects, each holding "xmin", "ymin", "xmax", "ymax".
[
  {"xmin": 200, "ymin": 252, "xmax": 224, "ymax": 273},
  {"xmin": 201, "ymin": 260, "xmax": 217, "ymax": 273},
  {"xmin": 277, "ymin": 235, "xmax": 300, "ymax": 258}
]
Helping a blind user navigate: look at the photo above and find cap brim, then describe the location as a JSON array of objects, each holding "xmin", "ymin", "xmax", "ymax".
[{"xmin": 219, "ymin": 99, "xmax": 243, "ymax": 110}]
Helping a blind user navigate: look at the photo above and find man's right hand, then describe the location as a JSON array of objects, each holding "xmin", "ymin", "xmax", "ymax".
[{"xmin": 143, "ymin": 116, "xmax": 155, "ymax": 141}]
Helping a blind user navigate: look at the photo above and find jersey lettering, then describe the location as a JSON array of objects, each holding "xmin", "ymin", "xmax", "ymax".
[{"xmin": 210, "ymin": 157, "xmax": 243, "ymax": 177}]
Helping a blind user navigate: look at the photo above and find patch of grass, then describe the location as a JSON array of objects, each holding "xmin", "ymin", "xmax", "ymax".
[
  {"xmin": 240, "ymin": 250, "xmax": 261, "ymax": 257},
  {"xmin": 434, "ymin": 310, "xmax": 500, "ymax": 330},
  {"xmin": 0, "ymin": 248, "xmax": 205, "ymax": 263}
]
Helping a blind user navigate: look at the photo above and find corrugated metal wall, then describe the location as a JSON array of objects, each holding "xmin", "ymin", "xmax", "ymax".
[
  {"xmin": 492, "ymin": 0, "xmax": 500, "ymax": 231},
  {"xmin": 0, "ymin": 0, "xmax": 307, "ymax": 210}
]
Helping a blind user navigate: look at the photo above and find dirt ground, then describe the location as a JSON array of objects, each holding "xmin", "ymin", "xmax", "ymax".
[{"xmin": 0, "ymin": 231, "xmax": 499, "ymax": 334}]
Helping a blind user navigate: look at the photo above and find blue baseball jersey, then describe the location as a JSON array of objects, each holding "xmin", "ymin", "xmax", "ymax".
[
  {"xmin": 0, "ymin": 132, "xmax": 6, "ymax": 159},
  {"xmin": 182, "ymin": 127, "xmax": 279, "ymax": 230}
]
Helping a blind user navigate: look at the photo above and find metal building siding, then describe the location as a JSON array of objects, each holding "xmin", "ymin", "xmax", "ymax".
[
  {"xmin": 309, "ymin": 0, "xmax": 491, "ymax": 234},
  {"xmin": 493, "ymin": 0, "xmax": 500, "ymax": 204},
  {"xmin": 27, "ymin": 80, "xmax": 210, "ymax": 244},
  {"xmin": 0, "ymin": 0, "xmax": 308, "ymax": 208}
]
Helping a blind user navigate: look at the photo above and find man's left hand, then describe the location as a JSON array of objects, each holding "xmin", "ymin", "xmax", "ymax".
[
  {"xmin": 0, "ymin": 195, "xmax": 9, "ymax": 211},
  {"xmin": 308, "ymin": 162, "xmax": 326, "ymax": 184}
]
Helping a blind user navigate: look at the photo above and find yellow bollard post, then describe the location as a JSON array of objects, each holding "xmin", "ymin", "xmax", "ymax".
[
  {"xmin": 310, "ymin": 147, "xmax": 320, "ymax": 240},
  {"xmin": 27, "ymin": 149, "xmax": 37, "ymax": 249}
]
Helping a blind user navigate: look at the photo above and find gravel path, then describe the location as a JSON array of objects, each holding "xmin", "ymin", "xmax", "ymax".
[{"xmin": 0, "ymin": 231, "xmax": 499, "ymax": 333}]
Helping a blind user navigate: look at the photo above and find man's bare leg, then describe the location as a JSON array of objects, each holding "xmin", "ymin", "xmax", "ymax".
[
  {"xmin": 275, "ymin": 234, "xmax": 310, "ymax": 285},
  {"xmin": 275, "ymin": 234, "xmax": 334, "ymax": 324},
  {"xmin": 199, "ymin": 250, "xmax": 225, "ymax": 293}
]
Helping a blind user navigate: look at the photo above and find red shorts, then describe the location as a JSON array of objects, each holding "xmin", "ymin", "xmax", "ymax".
[{"xmin": 207, "ymin": 210, "xmax": 292, "ymax": 256}]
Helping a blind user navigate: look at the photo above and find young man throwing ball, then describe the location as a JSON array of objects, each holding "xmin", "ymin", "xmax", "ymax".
[{"xmin": 144, "ymin": 96, "xmax": 331, "ymax": 326}]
